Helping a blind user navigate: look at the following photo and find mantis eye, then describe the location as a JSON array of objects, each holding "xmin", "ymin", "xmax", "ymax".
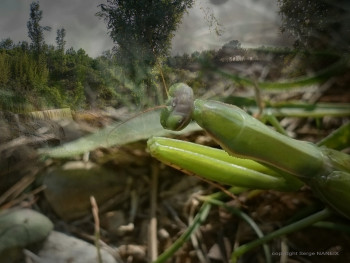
[{"xmin": 160, "ymin": 83, "xmax": 194, "ymax": 131}]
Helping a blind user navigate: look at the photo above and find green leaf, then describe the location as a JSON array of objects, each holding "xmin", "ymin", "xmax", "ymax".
[
  {"xmin": 39, "ymin": 109, "xmax": 201, "ymax": 158},
  {"xmin": 317, "ymin": 122, "xmax": 350, "ymax": 150},
  {"xmin": 223, "ymin": 96, "xmax": 350, "ymax": 118}
]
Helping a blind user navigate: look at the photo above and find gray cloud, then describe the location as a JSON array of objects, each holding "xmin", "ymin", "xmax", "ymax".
[
  {"xmin": 172, "ymin": 0, "xmax": 292, "ymax": 55},
  {"xmin": 0, "ymin": 0, "xmax": 114, "ymax": 57},
  {"xmin": 40, "ymin": 0, "xmax": 115, "ymax": 57},
  {"xmin": 0, "ymin": 0, "xmax": 291, "ymax": 57}
]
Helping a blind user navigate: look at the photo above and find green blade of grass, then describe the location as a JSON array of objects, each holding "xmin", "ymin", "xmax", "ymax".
[
  {"xmin": 223, "ymin": 97, "xmax": 350, "ymax": 118},
  {"xmin": 230, "ymin": 208, "xmax": 332, "ymax": 263},
  {"xmin": 200, "ymin": 196, "xmax": 272, "ymax": 263},
  {"xmin": 213, "ymin": 56, "xmax": 349, "ymax": 90},
  {"xmin": 152, "ymin": 202, "xmax": 211, "ymax": 263},
  {"xmin": 317, "ymin": 122, "xmax": 350, "ymax": 150},
  {"xmin": 39, "ymin": 109, "xmax": 201, "ymax": 158}
]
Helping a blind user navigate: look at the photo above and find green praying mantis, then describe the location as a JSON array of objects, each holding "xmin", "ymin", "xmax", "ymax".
[
  {"xmin": 147, "ymin": 82, "xmax": 350, "ymax": 219},
  {"xmin": 38, "ymin": 81, "xmax": 350, "ymax": 262}
]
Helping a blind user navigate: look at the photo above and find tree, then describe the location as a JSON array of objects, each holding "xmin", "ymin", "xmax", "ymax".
[
  {"xmin": 215, "ymin": 40, "xmax": 245, "ymax": 62},
  {"xmin": 0, "ymin": 50, "xmax": 10, "ymax": 86},
  {"xmin": 0, "ymin": 38, "xmax": 14, "ymax": 50},
  {"xmin": 277, "ymin": 0, "xmax": 350, "ymax": 50},
  {"xmin": 21, "ymin": 41, "xmax": 30, "ymax": 51},
  {"xmin": 27, "ymin": 1, "xmax": 51, "ymax": 56},
  {"xmin": 56, "ymin": 28, "xmax": 66, "ymax": 53},
  {"xmin": 97, "ymin": 0, "xmax": 195, "ymax": 79}
]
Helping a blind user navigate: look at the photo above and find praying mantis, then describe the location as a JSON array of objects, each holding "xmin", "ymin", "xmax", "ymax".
[
  {"xmin": 39, "ymin": 81, "xmax": 350, "ymax": 262},
  {"xmin": 147, "ymin": 82, "xmax": 350, "ymax": 219}
]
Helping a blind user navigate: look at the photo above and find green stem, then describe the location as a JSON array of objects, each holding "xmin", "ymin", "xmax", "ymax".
[
  {"xmin": 201, "ymin": 197, "xmax": 272, "ymax": 263},
  {"xmin": 313, "ymin": 221, "xmax": 350, "ymax": 235},
  {"xmin": 206, "ymin": 186, "xmax": 248, "ymax": 200},
  {"xmin": 317, "ymin": 122, "xmax": 350, "ymax": 150},
  {"xmin": 213, "ymin": 56, "xmax": 348, "ymax": 89},
  {"xmin": 262, "ymin": 113, "xmax": 288, "ymax": 136},
  {"xmin": 152, "ymin": 203, "xmax": 211, "ymax": 263},
  {"xmin": 231, "ymin": 208, "xmax": 332, "ymax": 263}
]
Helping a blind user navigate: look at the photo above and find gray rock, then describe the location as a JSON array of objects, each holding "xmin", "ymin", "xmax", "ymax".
[
  {"xmin": 38, "ymin": 231, "xmax": 118, "ymax": 263},
  {"xmin": 0, "ymin": 208, "xmax": 53, "ymax": 263},
  {"xmin": 44, "ymin": 161, "xmax": 126, "ymax": 221}
]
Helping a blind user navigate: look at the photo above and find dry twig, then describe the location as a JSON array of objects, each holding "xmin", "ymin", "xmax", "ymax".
[{"xmin": 90, "ymin": 196, "xmax": 103, "ymax": 263}]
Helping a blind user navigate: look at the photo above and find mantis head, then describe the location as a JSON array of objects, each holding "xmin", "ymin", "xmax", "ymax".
[{"xmin": 160, "ymin": 83, "xmax": 194, "ymax": 131}]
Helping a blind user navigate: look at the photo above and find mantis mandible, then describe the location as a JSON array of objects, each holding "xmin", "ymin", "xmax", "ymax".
[{"xmin": 148, "ymin": 83, "xmax": 350, "ymax": 219}]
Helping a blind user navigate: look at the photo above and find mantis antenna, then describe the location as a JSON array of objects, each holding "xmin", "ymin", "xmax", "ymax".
[
  {"xmin": 106, "ymin": 63, "xmax": 170, "ymax": 142},
  {"xmin": 157, "ymin": 62, "xmax": 169, "ymax": 98},
  {"xmin": 106, "ymin": 81, "xmax": 189, "ymax": 144}
]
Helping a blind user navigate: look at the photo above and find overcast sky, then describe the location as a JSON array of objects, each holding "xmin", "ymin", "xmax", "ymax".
[{"xmin": 0, "ymin": 0, "xmax": 292, "ymax": 58}]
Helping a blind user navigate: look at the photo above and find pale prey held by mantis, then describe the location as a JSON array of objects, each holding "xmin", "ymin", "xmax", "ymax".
[{"xmin": 146, "ymin": 82, "xmax": 350, "ymax": 220}]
